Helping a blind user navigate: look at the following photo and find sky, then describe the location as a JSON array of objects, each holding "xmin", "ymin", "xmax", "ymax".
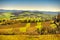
[{"xmin": 0, "ymin": 0, "xmax": 60, "ymax": 12}]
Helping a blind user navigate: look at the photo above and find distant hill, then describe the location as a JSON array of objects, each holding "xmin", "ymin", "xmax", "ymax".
[
  {"xmin": 0, "ymin": 9, "xmax": 59, "ymax": 15},
  {"xmin": 0, "ymin": 9, "xmax": 22, "ymax": 12},
  {"xmin": 0, "ymin": 9, "xmax": 59, "ymax": 20}
]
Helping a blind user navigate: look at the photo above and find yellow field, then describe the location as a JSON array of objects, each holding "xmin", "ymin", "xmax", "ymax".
[
  {"xmin": 0, "ymin": 34, "xmax": 60, "ymax": 40},
  {"xmin": 0, "ymin": 21, "xmax": 60, "ymax": 40}
]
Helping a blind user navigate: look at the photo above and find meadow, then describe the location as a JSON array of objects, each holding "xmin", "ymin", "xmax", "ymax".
[{"xmin": 0, "ymin": 11, "xmax": 60, "ymax": 40}]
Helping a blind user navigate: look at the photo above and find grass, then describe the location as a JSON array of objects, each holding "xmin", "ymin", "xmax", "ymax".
[
  {"xmin": 0, "ymin": 20, "xmax": 60, "ymax": 40},
  {"xmin": 0, "ymin": 34, "xmax": 60, "ymax": 40}
]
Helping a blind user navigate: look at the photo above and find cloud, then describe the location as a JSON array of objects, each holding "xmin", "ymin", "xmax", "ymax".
[{"xmin": 0, "ymin": 5, "xmax": 60, "ymax": 12}]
